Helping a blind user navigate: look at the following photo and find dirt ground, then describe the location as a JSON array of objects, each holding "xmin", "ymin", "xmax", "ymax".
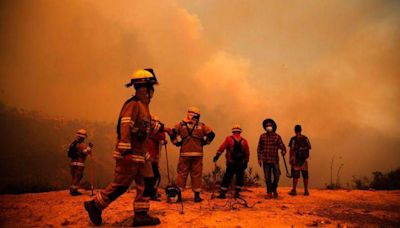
[{"xmin": 0, "ymin": 187, "xmax": 399, "ymax": 227}]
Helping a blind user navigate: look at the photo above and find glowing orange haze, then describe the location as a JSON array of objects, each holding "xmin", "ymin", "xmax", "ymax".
[{"xmin": 0, "ymin": 0, "xmax": 399, "ymax": 187}]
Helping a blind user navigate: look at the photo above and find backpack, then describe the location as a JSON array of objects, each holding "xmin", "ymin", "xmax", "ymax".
[
  {"xmin": 230, "ymin": 136, "xmax": 245, "ymax": 162},
  {"xmin": 67, "ymin": 140, "xmax": 79, "ymax": 159},
  {"xmin": 293, "ymin": 136, "xmax": 309, "ymax": 164}
]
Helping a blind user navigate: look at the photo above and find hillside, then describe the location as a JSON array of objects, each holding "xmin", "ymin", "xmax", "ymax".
[
  {"xmin": 0, "ymin": 104, "xmax": 116, "ymax": 193},
  {"xmin": 0, "ymin": 187, "xmax": 399, "ymax": 227}
]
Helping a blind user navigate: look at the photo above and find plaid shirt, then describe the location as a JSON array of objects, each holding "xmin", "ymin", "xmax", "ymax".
[{"xmin": 257, "ymin": 132, "xmax": 286, "ymax": 164}]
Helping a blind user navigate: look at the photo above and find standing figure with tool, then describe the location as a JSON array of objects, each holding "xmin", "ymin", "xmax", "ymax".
[
  {"xmin": 170, "ymin": 107, "xmax": 215, "ymax": 202},
  {"xmin": 84, "ymin": 69, "xmax": 162, "ymax": 227},
  {"xmin": 213, "ymin": 125, "xmax": 250, "ymax": 199},
  {"xmin": 257, "ymin": 118, "xmax": 287, "ymax": 199},
  {"xmin": 288, "ymin": 125, "xmax": 312, "ymax": 196},
  {"xmin": 144, "ymin": 114, "xmax": 167, "ymax": 201},
  {"xmin": 68, "ymin": 129, "xmax": 93, "ymax": 196}
]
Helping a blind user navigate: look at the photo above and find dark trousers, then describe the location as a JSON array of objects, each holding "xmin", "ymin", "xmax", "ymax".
[
  {"xmin": 263, "ymin": 162, "xmax": 281, "ymax": 193},
  {"xmin": 221, "ymin": 162, "xmax": 245, "ymax": 191},
  {"xmin": 144, "ymin": 163, "xmax": 161, "ymax": 197}
]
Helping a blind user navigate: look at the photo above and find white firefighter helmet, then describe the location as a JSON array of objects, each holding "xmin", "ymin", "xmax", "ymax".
[
  {"xmin": 188, "ymin": 106, "xmax": 200, "ymax": 115},
  {"xmin": 125, "ymin": 68, "xmax": 159, "ymax": 87},
  {"xmin": 76, "ymin": 129, "xmax": 88, "ymax": 138},
  {"xmin": 232, "ymin": 124, "xmax": 242, "ymax": 133}
]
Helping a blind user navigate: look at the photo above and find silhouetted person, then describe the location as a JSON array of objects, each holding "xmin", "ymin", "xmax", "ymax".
[
  {"xmin": 68, "ymin": 129, "xmax": 93, "ymax": 196},
  {"xmin": 288, "ymin": 125, "xmax": 312, "ymax": 196}
]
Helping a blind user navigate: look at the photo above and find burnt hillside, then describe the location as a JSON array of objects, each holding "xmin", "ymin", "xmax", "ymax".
[{"xmin": 0, "ymin": 104, "xmax": 116, "ymax": 194}]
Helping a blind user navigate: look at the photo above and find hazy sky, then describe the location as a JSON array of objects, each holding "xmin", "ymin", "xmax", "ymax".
[{"xmin": 1, "ymin": 0, "xmax": 399, "ymax": 187}]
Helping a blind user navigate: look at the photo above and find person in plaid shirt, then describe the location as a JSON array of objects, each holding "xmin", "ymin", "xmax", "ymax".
[{"xmin": 257, "ymin": 118, "xmax": 287, "ymax": 199}]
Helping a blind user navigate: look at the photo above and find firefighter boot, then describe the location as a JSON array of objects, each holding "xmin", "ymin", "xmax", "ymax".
[
  {"xmin": 84, "ymin": 200, "xmax": 102, "ymax": 226},
  {"xmin": 194, "ymin": 192, "xmax": 203, "ymax": 203},
  {"xmin": 133, "ymin": 211, "xmax": 160, "ymax": 227}
]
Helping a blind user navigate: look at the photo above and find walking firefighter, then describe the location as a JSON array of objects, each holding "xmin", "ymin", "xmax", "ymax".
[{"xmin": 84, "ymin": 69, "xmax": 163, "ymax": 227}]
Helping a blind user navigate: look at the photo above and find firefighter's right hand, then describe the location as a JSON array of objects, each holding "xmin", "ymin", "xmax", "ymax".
[{"xmin": 258, "ymin": 160, "xmax": 262, "ymax": 167}]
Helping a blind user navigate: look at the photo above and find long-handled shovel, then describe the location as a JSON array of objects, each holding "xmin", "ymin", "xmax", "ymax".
[{"xmin": 281, "ymin": 153, "xmax": 292, "ymax": 178}]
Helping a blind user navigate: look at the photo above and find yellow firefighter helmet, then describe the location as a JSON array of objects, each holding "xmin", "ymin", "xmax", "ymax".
[
  {"xmin": 188, "ymin": 106, "xmax": 200, "ymax": 115},
  {"xmin": 126, "ymin": 68, "xmax": 159, "ymax": 87},
  {"xmin": 232, "ymin": 124, "xmax": 242, "ymax": 133},
  {"xmin": 76, "ymin": 129, "xmax": 88, "ymax": 138}
]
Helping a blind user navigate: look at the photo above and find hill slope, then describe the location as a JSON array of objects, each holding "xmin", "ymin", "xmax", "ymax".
[{"xmin": 0, "ymin": 187, "xmax": 399, "ymax": 227}]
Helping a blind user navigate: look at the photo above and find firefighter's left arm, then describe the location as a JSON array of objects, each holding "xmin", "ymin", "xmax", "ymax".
[
  {"xmin": 77, "ymin": 142, "xmax": 92, "ymax": 155},
  {"xmin": 117, "ymin": 102, "xmax": 139, "ymax": 154},
  {"xmin": 202, "ymin": 124, "xmax": 215, "ymax": 145},
  {"xmin": 216, "ymin": 137, "xmax": 228, "ymax": 155}
]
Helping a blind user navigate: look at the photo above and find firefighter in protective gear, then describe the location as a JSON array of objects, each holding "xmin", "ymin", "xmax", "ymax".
[
  {"xmin": 213, "ymin": 125, "xmax": 250, "ymax": 199},
  {"xmin": 144, "ymin": 114, "xmax": 167, "ymax": 201},
  {"xmin": 68, "ymin": 129, "xmax": 93, "ymax": 196},
  {"xmin": 170, "ymin": 107, "xmax": 215, "ymax": 202},
  {"xmin": 84, "ymin": 69, "xmax": 161, "ymax": 227},
  {"xmin": 288, "ymin": 125, "xmax": 312, "ymax": 196}
]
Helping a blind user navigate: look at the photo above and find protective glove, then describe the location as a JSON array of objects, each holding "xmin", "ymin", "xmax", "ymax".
[
  {"xmin": 213, "ymin": 154, "xmax": 220, "ymax": 163},
  {"xmin": 175, "ymin": 141, "xmax": 182, "ymax": 147}
]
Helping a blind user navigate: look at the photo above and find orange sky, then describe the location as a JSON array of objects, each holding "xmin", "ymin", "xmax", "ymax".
[{"xmin": 0, "ymin": 0, "xmax": 399, "ymax": 187}]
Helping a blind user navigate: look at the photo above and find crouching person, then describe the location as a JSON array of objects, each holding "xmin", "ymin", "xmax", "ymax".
[
  {"xmin": 213, "ymin": 125, "xmax": 250, "ymax": 199},
  {"xmin": 289, "ymin": 124, "xmax": 312, "ymax": 196},
  {"xmin": 257, "ymin": 118, "xmax": 286, "ymax": 199}
]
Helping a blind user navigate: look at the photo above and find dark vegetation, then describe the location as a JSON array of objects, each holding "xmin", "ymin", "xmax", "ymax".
[
  {"xmin": 352, "ymin": 168, "xmax": 400, "ymax": 190},
  {"xmin": 0, "ymin": 103, "xmax": 115, "ymax": 194}
]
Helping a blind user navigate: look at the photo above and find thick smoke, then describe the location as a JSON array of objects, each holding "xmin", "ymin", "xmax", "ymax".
[{"xmin": 0, "ymin": 0, "xmax": 399, "ymax": 187}]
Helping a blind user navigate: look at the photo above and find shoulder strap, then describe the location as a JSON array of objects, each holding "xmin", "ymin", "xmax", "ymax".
[{"xmin": 184, "ymin": 121, "xmax": 198, "ymax": 137}]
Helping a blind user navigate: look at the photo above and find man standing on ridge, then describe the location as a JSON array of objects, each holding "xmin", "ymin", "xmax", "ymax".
[
  {"xmin": 170, "ymin": 107, "xmax": 215, "ymax": 202},
  {"xmin": 257, "ymin": 118, "xmax": 286, "ymax": 199},
  {"xmin": 288, "ymin": 124, "xmax": 312, "ymax": 196},
  {"xmin": 213, "ymin": 124, "xmax": 250, "ymax": 199},
  {"xmin": 84, "ymin": 69, "xmax": 162, "ymax": 227}
]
